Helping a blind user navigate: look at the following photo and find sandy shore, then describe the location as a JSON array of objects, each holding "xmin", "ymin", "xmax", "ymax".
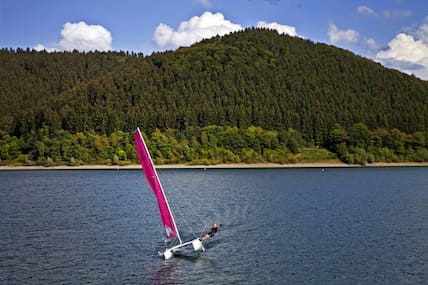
[{"xmin": 1, "ymin": 161, "xmax": 427, "ymax": 170}]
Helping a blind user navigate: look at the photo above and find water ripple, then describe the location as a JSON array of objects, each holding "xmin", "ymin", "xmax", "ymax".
[{"xmin": 1, "ymin": 168, "xmax": 427, "ymax": 284}]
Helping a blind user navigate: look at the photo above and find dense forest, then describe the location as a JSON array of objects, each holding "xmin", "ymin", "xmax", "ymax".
[
  {"xmin": 1, "ymin": 28, "xmax": 428, "ymax": 165},
  {"xmin": 1, "ymin": 124, "xmax": 427, "ymax": 166}
]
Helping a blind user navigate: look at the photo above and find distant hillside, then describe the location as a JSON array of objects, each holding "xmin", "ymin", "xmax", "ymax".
[
  {"xmin": 1, "ymin": 28, "xmax": 428, "ymax": 143},
  {"xmin": 0, "ymin": 49, "xmax": 139, "ymax": 136}
]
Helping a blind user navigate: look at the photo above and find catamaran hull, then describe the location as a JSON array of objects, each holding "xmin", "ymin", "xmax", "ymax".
[{"xmin": 162, "ymin": 238, "xmax": 205, "ymax": 259}]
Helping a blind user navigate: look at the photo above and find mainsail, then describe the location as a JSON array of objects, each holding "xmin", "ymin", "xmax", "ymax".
[{"xmin": 133, "ymin": 127, "xmax": 181, "ymax": 242}]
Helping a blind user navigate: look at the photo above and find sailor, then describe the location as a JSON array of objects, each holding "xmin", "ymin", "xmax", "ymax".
[{"xmin": 201, "ymin": 223, "xmax": 219, "ymax": 240}]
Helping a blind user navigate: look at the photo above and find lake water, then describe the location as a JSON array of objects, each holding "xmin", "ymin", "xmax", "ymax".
[{"xmin": 0, "ymin": 167, "xmax": 427, "ymax": 284}]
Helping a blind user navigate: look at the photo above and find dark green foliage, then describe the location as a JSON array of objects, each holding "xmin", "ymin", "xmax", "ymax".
[
  {"xmin": 1, "ymin": 29, "xmax": 428, "ymax": 165},
  {"xmin": 0, "ymin": 126, "xmax": 308, "ymax": 165},
  {"xmin": 0, "ymin": 49, "xmax": 140, "ymax": 136},
  {"xmin": 2, "ymin": 29, "xmax": 428, "ymax": 139},
  {"xmin": 1, "ymin": 124, "xmax": 427, "ymax": 166},
  {"xmin": 326, "ymin": 123, "xmax": 428, "ymax": 164}
]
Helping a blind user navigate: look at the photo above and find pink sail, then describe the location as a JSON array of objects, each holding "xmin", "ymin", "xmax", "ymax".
[{"xmin": 134, "ymin": 128, "xmax": 179, "ymax": 240}]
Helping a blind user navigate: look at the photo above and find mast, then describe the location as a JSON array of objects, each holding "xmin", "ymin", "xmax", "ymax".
[{"xmin": 134, "ymin": 127, "xmax": 182, "ymax": 244}]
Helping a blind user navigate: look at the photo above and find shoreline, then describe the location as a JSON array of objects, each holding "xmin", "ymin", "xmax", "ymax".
[{"xmin": 1, "ymin": 161, "xmax": 428, "ymax": 170}]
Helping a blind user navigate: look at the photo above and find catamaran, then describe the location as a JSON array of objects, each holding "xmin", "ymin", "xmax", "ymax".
[{"xmin": 133, "ymin": 127, "xmax": 207, "ymax": 259}]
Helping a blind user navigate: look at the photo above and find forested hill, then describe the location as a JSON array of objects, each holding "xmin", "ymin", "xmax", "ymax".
[
  {"xmin": 0, "ymin": 49, "xmax": 139, "ymax": 136},
  {"xmin": 1, "ymin": 28, "xmax": 428, "ymax": 143}
]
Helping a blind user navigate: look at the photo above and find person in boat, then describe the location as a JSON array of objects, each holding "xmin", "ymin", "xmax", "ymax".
[{"xmin": 201, "ymin": 223, "xmax": 219, "ymax": 240}]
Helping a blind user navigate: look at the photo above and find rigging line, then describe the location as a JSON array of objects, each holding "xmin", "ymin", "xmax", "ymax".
[
  {"xmin": 161, "ymin": 171, "xmax": 207, "ymax": 238},
  {"xmin": 198, "ymin": 224, "xmax": 208, "ymax": 239},
  {"xmin": 161, "ymin": 171, "xmax": 202, "ymax": 238}
]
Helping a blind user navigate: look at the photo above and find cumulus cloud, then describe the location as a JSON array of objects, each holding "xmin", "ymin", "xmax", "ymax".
[
  {"xmin": 257, "ymin": 21, "xmax": 300, "ymax": 37},
  {"xmin": 33, "ymin": 44, "xmax": 58, "ymax": 52},
  {"xmin": 377, "ymin": 34, "xmax": 428, "ymax": 62},
  {"xmin": 59, "ymin": 22, "xmax": 112, "ymax": 51},
  {"xmin": 34, "ymin": 21, "xmax": 112, "ymax": 52},
  {"xmin": 328, "ymin": 23, "xmax": 359, "ymax": 45},
  {"xmin": 416, "ymin": 17, "xmax": 428, "ymax": 42},
  {"xmin": 153, "ymin": 12, "xmax": 242, "ymax": 49},
  {"xmin": 326, "ymin": 21, "xmax": 380, "ymax": 52},
  {"xmin": 376, "ymin": 18, "xmax": 428, "ymax": 80},
  {"xmin": 376, "ymin": 33, "xmax": 428, "ymax": 79}
]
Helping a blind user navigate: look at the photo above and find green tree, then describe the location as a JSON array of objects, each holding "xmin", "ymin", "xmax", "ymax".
[{"xmin": 0, "ymin": 135, "xmax": 21, "ymax": 161}]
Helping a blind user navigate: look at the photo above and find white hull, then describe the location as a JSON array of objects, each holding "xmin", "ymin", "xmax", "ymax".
[{"xmin": 163, "ymin": 238, "xmax": 205, "ymax": 259}]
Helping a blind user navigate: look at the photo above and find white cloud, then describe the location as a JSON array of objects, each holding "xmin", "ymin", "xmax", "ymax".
[
  {"xmin": 377, "ymin": 34, "xmax": 428, "ymax": 62},
  {"xmin": 416, "ymin": 17, "xmax": 428, "ymax": 42},
  {"xmin": 329, "ymin": 23, "xmax": 382, "ymax": 54},
  {"xmin": 382, "ymin": 9, "xmax": 412, "ymax": 19},
  {"xmin": 34, "ymin": 21, "xmax": 112, "ymax": 52},
  {"xmin": 153, "ymin": 12, "xmax": 242, "ymax": 49},
  {"xmin": 357, "ymin": 6, "xmax": 376, "ymax": 16},
  {"xmin": 357, "ymin": 5, "xmax": 411, "ymax": 19},
  {"xmin": 376, "ymin": 18, "xmax": 428, "ymax": 80},
  {"xmin": 195, "ymin": 0, "xmax": 212, "ymax": 9},
  {"xmin": 33, "ymin": 44, "xmax": 58, "ymax": 52},
  {"xmin": 328, "ymin": 23, "xmax": 359, "ymax": 45},
  {"xmin": 59, "ymin": 22, "xmax": 112, "ymax": 51},
  {"xmin": 256, "ymin": 21, "xmax": 300, "ymax": 37},
  {"xmin": 366, "ymin": 38, "xmax": 379, "ymax": 50}
]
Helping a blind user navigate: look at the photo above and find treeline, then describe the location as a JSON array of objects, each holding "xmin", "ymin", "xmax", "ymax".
[
  {"xmin": 0, "ymin": 125, "xmax": 309, "ymax": 166},
  {"xmin": 2, "ymin": 29, "xmax": 428, "ymax": 144},
  {"xmin": 326, "ymin": 123, "xmax": 428, "ymax": 164},
  {"xmin": 1, "ymin": 124, "xmax": 427, "ymax": 166}
]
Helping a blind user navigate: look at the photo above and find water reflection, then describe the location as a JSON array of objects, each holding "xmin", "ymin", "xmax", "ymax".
[{"xmin": 151, "ymin": 262, "xmax": 178, "ymax": 285}]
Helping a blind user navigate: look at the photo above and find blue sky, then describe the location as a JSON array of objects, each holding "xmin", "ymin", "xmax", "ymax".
[{"xmin": 1, "ymin": 0, "xmax": 428, "ymax": 79}]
